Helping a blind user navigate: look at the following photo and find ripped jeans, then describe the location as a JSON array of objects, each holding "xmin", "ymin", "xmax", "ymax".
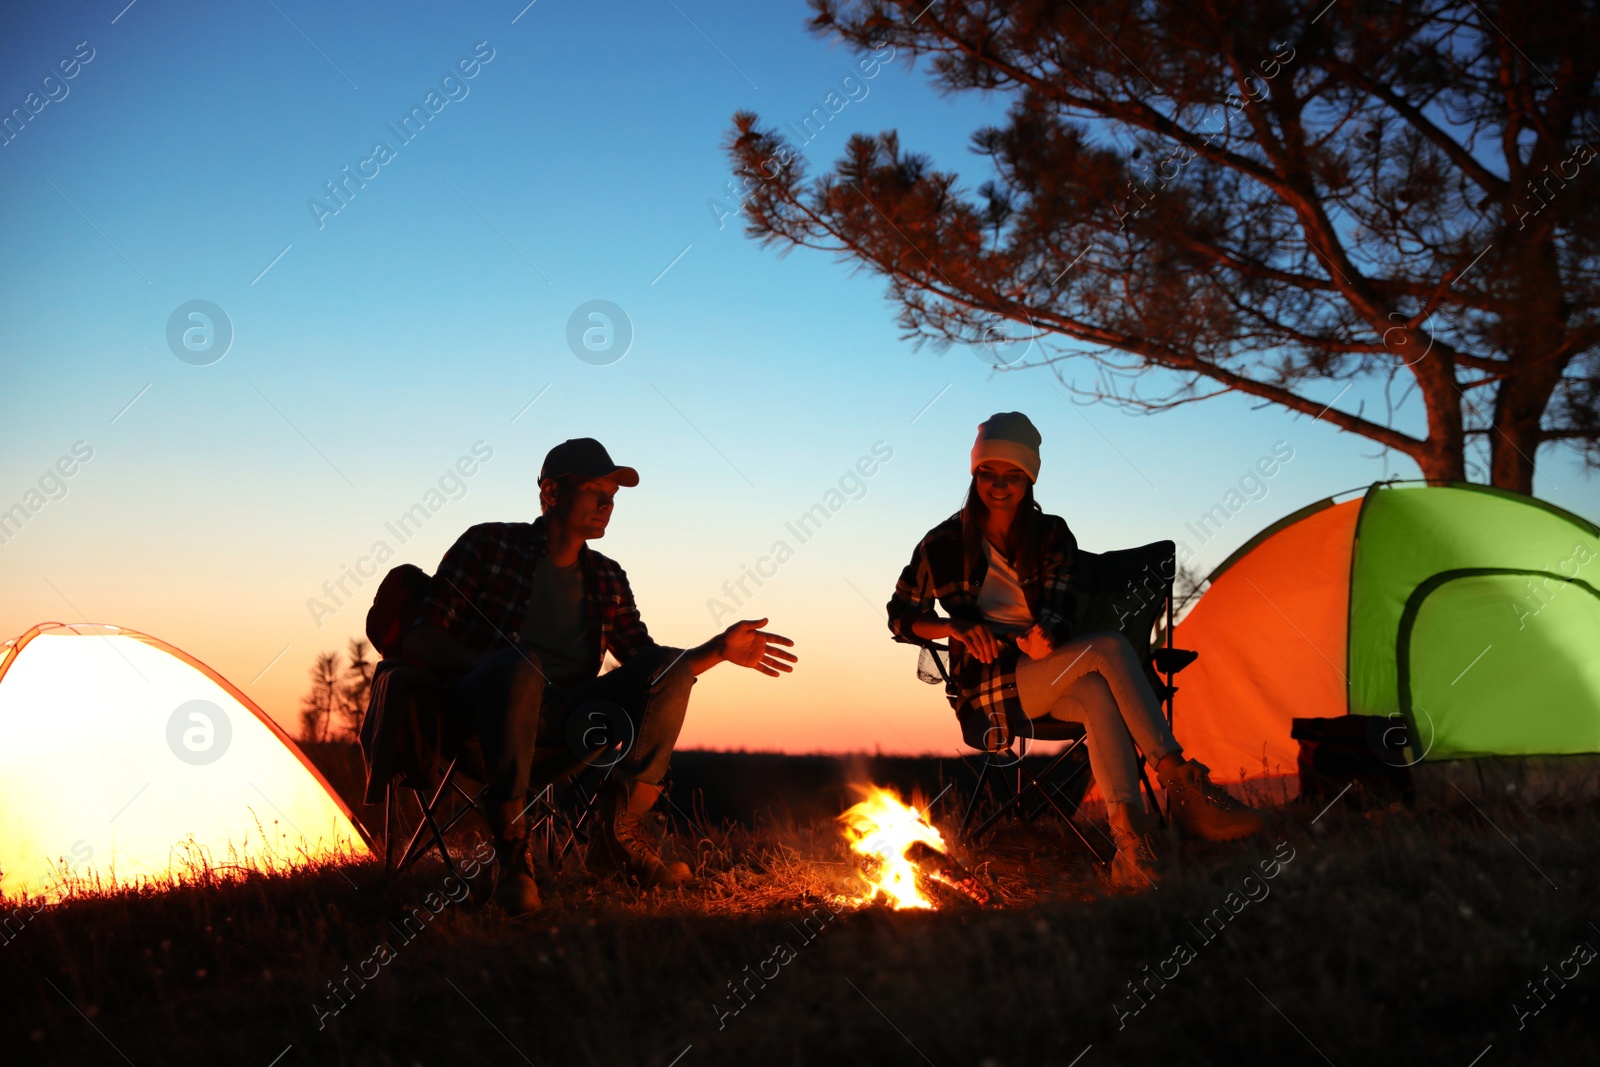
[{"xmin": 1014, "ymin": 631, "xmax": 1180, "ymax": 807}]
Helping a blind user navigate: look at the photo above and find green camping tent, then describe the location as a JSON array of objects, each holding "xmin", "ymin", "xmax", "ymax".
[{"xmin": 1170, "ymin": 482, "xmax": 1600, "ymax": 783}]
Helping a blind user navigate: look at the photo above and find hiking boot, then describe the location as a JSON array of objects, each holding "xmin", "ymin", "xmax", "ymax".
[
  {"xmin": 491, "ymin": 834, "xmax": 542, "ymax": 916},
  {"xmin": 1158, "ymin": 758, "xmax": 1265, "ymax": 841},
  {"xmin": 1105, "ymin": 830, "xmax": 1162, "ymax": 892},
  {"xmin": 1103, "ymin": 801, "xmax": 1161, "ymax": 892},
  {"xmin": 483, "ymin": 799, "xmax": 542, "ymax": 917},
  {"xmin": 590, "ymin": 781, "xmax": 692, "ymax": 888}
]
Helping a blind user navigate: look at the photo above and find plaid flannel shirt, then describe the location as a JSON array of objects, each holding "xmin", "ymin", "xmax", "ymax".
[
  {"xmin": 886, "ymin": 512, "xmax": 1078, "ymax": 752},
  {"xmin": 411, "ymin": 517, "xmax": 657, "ymax": 680}
]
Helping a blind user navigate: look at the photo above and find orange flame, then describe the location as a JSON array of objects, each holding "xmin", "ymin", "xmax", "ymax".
[{"xmin": 837, "ymin": 786, "xmax": 947, "ymax": 910}]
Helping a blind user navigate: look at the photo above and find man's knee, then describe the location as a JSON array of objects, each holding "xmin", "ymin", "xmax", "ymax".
[
  {"xmin": 649, "ymin": 652, "xmax": 696, "ymax": 700},
  {"xmin": 510, "ymin": 650, "xmax": 547, "ymax": 693},
  {"xmin": 480, "ymin": 645, "xmax": 544, "ymax": 684},
  {"xmin": 471, "ymin": 647, "xmax": 546, "ymax": 718}
]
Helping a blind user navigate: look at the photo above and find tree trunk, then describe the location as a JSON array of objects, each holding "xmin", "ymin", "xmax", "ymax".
[
  {"xmin": 1412, "ymin": 357, "xmax": 1467, "ymax": 485},
  {"xmin": 1488, "ymin": 420, "xmax": 1540, "ymax": 494},
  {"xmin": 1490, "ymin": 237, "xmax": 1569, "ymax": 494},
  {"xmin": 1414, "ymin": 444, "xmax": 1466, "ymax": 485},
  {"xmin": 1490, "ymin": 374, "xmax": 1557, "ymax": 494}
]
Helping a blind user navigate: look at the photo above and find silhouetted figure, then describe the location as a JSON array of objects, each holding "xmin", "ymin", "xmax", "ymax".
[{"xmin": 404, "ymin": 438, "xmax": 797, "ymax": 914}]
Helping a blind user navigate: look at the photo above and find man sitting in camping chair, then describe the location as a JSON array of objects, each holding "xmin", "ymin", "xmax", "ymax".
[{"xmin": 401, "ymin": 437, "xmax": 797, "ymax": 915}]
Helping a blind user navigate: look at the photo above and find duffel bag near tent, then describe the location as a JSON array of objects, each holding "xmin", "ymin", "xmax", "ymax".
[
  {"xmin": 1170, "ymin": 482, "xmax": 1600, "ymax": 787},
  {"xmin": 0, "ymin": 623, "xmax": 370, "ymax": 902}
]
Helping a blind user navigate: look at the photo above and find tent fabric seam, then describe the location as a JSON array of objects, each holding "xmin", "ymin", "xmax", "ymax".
[{"xmin": 1395, "ymin": 567, "xmax": 1600, "ymax": 762}]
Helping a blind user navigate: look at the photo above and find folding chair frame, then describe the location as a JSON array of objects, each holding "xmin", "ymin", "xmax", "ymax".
[
  {"xmin": 521, "ymin": 753, "xmax": 618, "ymax": 870},
  {"xmin": 384, "ymin": 744, "xmax": 618, "ymax": 879},
  {"xmin": 912, "ymin": 538, "xmax": 1200, "ymax": 858},
  {"xmin": 914, "ymin": 639, "xmax": 1105, "ymax": 854},
  {"xmin": 384, "ymin": 754, "xmax": 484, "ymax": 880},
  {"xmin": 957, "ymin": 731, "xmax": 1103, "ymax": 857}
]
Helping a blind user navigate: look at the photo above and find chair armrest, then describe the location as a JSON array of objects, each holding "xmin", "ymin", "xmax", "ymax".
[{"xmin": 1151, "ymin": 646, "xmax": 1199, "ymax": 674}]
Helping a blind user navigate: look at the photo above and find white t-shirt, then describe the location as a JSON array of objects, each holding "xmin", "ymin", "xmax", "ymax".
[{"xmin": 977, "ymin": 538, "xmax": 1034, "ymax": 636}]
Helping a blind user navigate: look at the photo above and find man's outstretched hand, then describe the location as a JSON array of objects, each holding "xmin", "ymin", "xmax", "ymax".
[{"xmin": 720, "ymin": 619, "xmax": 797, "ymax": 677}]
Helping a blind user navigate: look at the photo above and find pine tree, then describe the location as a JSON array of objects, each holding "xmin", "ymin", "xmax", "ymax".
[
  {"xmin": 299, "ymin": 651, "xmax": 344, "ymax": 744},
  {"xmin": 726, "ymin": 0, "xmax": 1600, "ymax": 490},
  {"xmin": 340, "ymin": 638, "xmax": 374, "ymax": 740},
  {"xmin": 298, "ymin": 641, "xmax": 376, "ymax": 744}
]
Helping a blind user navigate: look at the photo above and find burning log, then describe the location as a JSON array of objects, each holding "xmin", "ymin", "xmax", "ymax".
[
  {"xmin": 905, "ymin": 840, "xmax": 992, "ymax": 907},
  {"xmin": 838, "ymin": 786, "xmax": 994, "ymax": 910}
]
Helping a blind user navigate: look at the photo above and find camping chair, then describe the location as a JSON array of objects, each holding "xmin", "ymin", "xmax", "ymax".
[
  {"xmin": 361, "ymin": 660, "xmax": 467, "ymax": 876},
  {"xmin": 914, "ymin": 639, "xmax": 1101, "ymax": 854},
  {"xmin": 520, "ymin": 725, "xmax": 623, "ymax": 871},
  {"xmin": 914, "ymin": 539, "xmax": 1200, "ymax": 853},
  {"xmin": 363, "ymin": 661, "xmax": 616, "ymax": 881},
  {"xmin": 1064, "ymin": 538, "xmax": 1200, "ymax": 709}
]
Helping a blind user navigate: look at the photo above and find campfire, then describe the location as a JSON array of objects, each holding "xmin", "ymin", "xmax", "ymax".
[{"xmin": 837, "ymin": 786, "xmax": 991, "ymax": 909}]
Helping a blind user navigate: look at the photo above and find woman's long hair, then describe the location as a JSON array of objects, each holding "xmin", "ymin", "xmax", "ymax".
[{"xmin": 960, "ymin": 475, "xmax": 1044, "ymax": 580}]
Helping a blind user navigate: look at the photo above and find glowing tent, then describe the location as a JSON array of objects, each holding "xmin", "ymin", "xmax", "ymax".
[
  {"xmin": 1170, "ymin": 483, "xmax": 1600, "ymax": 785},
  {"xmin": 0, "ymin": 623, "xmax": 370, "ymax": 902}
]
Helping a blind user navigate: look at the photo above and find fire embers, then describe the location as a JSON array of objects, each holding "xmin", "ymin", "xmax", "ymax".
[{"xmin": 837, "ymin": 786, "xmax": 991, "ymax": 910}]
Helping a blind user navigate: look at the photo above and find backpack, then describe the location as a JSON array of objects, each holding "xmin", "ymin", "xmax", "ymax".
[
  {"xmin": 1290, "ymin": 714, "xmax": 1416, "ymax": 809},
  {"xmin": 365, "ymin": 564, "xmax": 433, "ymax": 660}
]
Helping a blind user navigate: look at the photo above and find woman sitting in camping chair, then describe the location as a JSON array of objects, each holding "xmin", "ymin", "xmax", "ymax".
[{"xmin": 885, "ymin": 412, "xmax": 1263, "ymax": 890}]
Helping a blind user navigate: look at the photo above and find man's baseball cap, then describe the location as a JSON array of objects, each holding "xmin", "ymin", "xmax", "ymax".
[{"xmin": 539, "ymin": 437, "xmax": 639, "ymax": 487}]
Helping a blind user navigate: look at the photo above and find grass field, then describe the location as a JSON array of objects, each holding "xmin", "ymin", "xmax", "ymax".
[{"xmin": 3, "ymin": 753, "xmax": 1597, "ymax": 1066}]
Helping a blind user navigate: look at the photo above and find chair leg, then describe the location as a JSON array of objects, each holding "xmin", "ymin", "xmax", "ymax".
[
  {"xmin": 518, "ymin": 759, "xmax": 617, "ymax": 871},
  {"xmin": 395, "ymin": 758, "xmax": 462, "ymax": 875},
  {"xmin": 395, "ymin": 800, "xmax": 432, "ymax": 873},
  {"xmin": 961, "ymin": 742, "xmax": 1054, "ymax": 844},
  {"xmin": 960, "ymin": 739, "xmax": 1105, "ymax": 862},
  {"xmin": 1021, "ymin": 742, "xmax": 1089, "ymax": 824},
  {"xmin": 1165, "ymin": 591, "xmax": 1176, "ymax": 730},
  {"xmin": 525, "ymin": 784, "xmax": 555, "ymax": 863},
  {"xmin": 559, "ymin": 764, "xmax": 615, "ymax": 865},
  {"xmin": 1015, "ymin": 757, "xmax": 1104, "ymax": 862},
  {"xmin": 436, "ymin": 785, "xmax": 486, "ymax": 838},
  {"xmin": 1011, "ymin": 736, "xmax": 1031, "ymax": 818},
  {"xmin": 1137, "ymin": 765, "xmax": 1162, "ymax": 820},
  {"xmin": 964, "ymin": 759, "xmax": 1029, "ymax": 843},
  {"xmin": 1012, "ymin": 740, "xmax": 1104, "ymax": 861},
  {"xmin": 1038, "ymin": 763, "xmax": 1092, "ymax": 826},
  {"xmin": 384, "ymin": 781, "xmax": 396, "ymax": 873},
  {"xmin": 421, "ymin": 800, "xmax": 460, "ymax": 881},
  {"xmin": 535, "ymin": 782, "xmax": 585, "ymax": 869},
  {"xmin": 958, "ymin": 755, "xmax": 997, "ymax": 843}
]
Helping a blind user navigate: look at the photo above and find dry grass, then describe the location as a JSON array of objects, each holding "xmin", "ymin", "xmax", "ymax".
[{"xmin": 3, "ymin": 783, "xmax": 1597, "ymax": 1066}]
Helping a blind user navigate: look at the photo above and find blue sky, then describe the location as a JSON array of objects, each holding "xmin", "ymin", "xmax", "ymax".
[{"xmin": 2, "ymin": 0, "xmax": 1595, "ymax": 753}]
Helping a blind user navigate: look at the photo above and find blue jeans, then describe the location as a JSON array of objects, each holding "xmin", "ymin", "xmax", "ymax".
[
  {"xmin": 1015, "ymin": 631, "xmax": 1179, "ymax": 806},
  {"xmin": 451, "ymin": 645, "xmax": 694, "ymax": 803}
]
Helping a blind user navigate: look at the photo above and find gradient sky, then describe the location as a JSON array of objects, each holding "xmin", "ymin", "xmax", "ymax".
[{"xmin": 3, "ymin": 0, "xmax": 1596, "ymax": 757}]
